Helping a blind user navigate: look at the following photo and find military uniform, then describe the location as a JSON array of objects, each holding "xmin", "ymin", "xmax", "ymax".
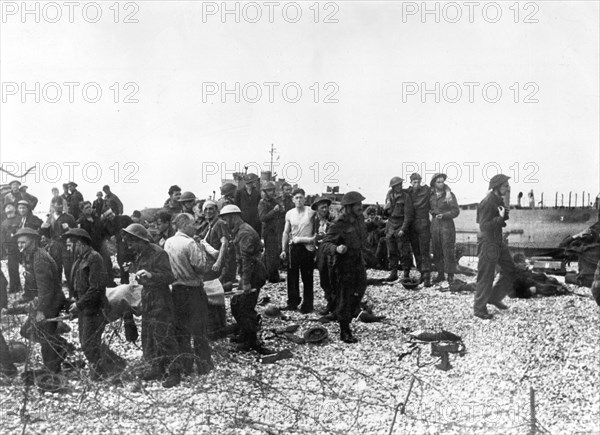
[
  {"xmin": 321, "ymin": 212, "xmax": 368, "ymax": 338},
  {"xmin": 235, "ymin": 188, "xmax": 262, "ymax": 235},
  {"xmin": 47, "ymin": 212, "xmax": 76, "ymax": 296},
  {"xmin": 22, "ymin": 247, "xmax": 66, "ymax": 372},
  {"xmin": 384, "ymin": 189, "xmax": 414, "ymax": 274},
  {"xmin": 474, "ymin": 191, "xmax": 516, "ymax": 316},
  {"xmin": 258, "ymin": 197, "xmax": 284, "ymax": 282},
  {"xmin": 408, "ymin": 185, "xmax": 432, "ymax": 275},
  {"xmin": 68, "ymin": 189, "xmax": 84, "ymax": 220},
  {"xmin": 230, "ymin": 221, "xmax": 267, "ymax": 347},
  {"xmin": 313, "ymin": 213, "xmax": 334, "ymax": 312},
  {"xmin": 71, "ymin": 246, "xmax": 109, "ymax": 377},
  {"xmin": 429, "ymin": 187, "xmax": 460, "ymax": 277}
]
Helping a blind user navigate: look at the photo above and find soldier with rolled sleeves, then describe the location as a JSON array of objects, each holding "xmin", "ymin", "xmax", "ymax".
[
  {"xmin": 474, "ymin": 174, "xmax": 516, "ymax": 319},
  {"xmin": 383, "ymin": 177, "xmax": 414, "ymax": 282},
  {"xmin": 258, "ymin": 182, "xmax": 284, "ymax": 283},
  {"xmin": 429, "ymin": 173, "xmax": 460, "ymax": 284},
  {"xmin": 16, "ymin": 228, "xmax": 67, "ymax": 373},
  {"xmin": 64, "ymin": 228, "xmax": 109, "ymax": 380},
  {"xmin": 122, "ymin": 223, "xmax": 181, "ymax": 388},
  {"xmin": 320, "ymin": 191, "xmax": 368, "ymax": 344},
  {"xmin": 407, "ymin": 173, "xmax": 433, "ymax": 287},
  {"xmin": 219, "ymin": 205, "xmax": 271, "ymax": 354},
  {"xmin": 235, "ymin": 173, "xmax": 262, "ymax": 235}
]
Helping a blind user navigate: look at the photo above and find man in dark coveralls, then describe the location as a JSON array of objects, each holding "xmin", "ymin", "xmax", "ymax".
[
  {"xmin": 258, "ymin": 182, "xmax": 284, "ymax": 283},
  {"xmin": 407, "ymin": 173, "xmax": 432, "ymax": 287},
  {"xmin": 474, "ymin": 174, "xmax": 516, "ymax": 319},
  {"xmin": 17, "ymin": 228, "xmax": 66, "ymax": 373},
  {"xmin": 321, "ymin": 191, "xmax": 368, "ymax": 344},
  {"xmin": 383, "ymin": 177, "xmax": 414, "ymax": 282},
  {"xmin": 219, "ymin": 205, "xmax": 271, "ymax": 354},
  {"xmin": 65, "ymin": 228, "xmax": 108, "ymax": 380},
  {"xmin": 122, "ymin": 223, "xmax": 181, "ymax": 388}
]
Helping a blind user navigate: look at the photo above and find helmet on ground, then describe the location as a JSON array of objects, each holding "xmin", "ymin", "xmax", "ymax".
[
  {"xmin": 219, "ymin": 205, "xmax": 242, "ymax": 216},
  {"xmin": 400, "ymin": 277, "xmax": 420, "ymax": 290},
  {"xmin": 122, "ymin": 223, "xmax": 150, "ymax": 242},
  {"xmin": 303, "ymin": 326, "xmax": 329, "ymax": 343},
  {"xmin": 263, "ymin": 304, "xmax": 282, "ymax": 318},
  {"xmin": 340, "ymin": 191, "xmax": 365, "ymax": 206}
]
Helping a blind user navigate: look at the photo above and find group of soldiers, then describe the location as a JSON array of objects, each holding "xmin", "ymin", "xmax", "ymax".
[{"xmin": 0, "ymin": 171, "xmax": 521, "ymax": 384}]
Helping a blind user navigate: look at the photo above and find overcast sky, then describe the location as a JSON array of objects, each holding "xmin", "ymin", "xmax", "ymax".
[{"xmin": 1, "ymin": 1, "xmax": 598, "ymax": 213}]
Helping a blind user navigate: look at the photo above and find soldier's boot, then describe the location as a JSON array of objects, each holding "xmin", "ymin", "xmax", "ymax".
[
  {"xmin": 162, "ymin": 370, "xmax": 181, "ymax": 388},
  {"xmin": 447, "ymin": 274, "xmax": 454, "ymax": 284},
  {"xmin": 340, "ymin": 324, "xmax": 358, "ymax": 344},
  {"xmin": 423, "ymin": 273, "xmax": 432, "ymax": 288},
  {"xmin": 403, "ymin": 270, "xmax": 411, "ymax": 279},
  {"xmin": 385, "ymin": 269, "xmax": 398, "ymax": 282},
  {"xmin": 433, "ymin": 273, "xmax": 446, "ymax": 284}
]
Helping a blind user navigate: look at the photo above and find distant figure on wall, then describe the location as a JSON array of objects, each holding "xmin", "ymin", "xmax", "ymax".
[{"xmin": 528, "ymin": 190, "xmax": 536, "ymax": 209}]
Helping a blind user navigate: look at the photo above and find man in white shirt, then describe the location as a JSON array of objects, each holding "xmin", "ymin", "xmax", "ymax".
[{"xmin": 280, "ymin": 189, "xmax": 316, "ymax": 313}]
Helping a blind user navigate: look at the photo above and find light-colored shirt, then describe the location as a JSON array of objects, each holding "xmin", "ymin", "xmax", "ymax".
[
  {"xmin": 163, "ymin": 231, "xmax": 205, "ymax": 287},
  {"xmin": 285, "ymin": 207, "xmax": 316, "ymax": 251}
]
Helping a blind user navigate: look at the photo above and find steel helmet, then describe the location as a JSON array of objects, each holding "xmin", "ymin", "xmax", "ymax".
[
  {"xmin": 122, "ymin": 223, "xmax": 151, "ymax": 242},
  {"xmin": 220, "ymin": 183, "xmax": 237, "ymax": 196},
  {"xmin": 303, "ymin": 326, "xmax": 329, "ymax": 343},
  {"xmin": 219, "ymin": 204, "xmax": 242, "ymax": 216},
  {"xmin": 488, "ymin": 174, "xmax": 511, "ymax": 190},
  {"xmin": 430, "ymin": 173, "xmax": 448, "ymax": 187},
  {"xmin": 177, "ymin": 191, "xmax": 197, "ymax": 202},
  {"xmin": 263, "ymin": 304, "xmax": 282, "ymax": 318},
  {"xmin": 62, "ymin": 228, "xmax": 92, "ymax": 243},
  {"xmin": 389, "ymin": 176, "xmax": 404, "ymax": 187},
  {"xmin": 340, "ymin": 191, "xmax": 365, "ymax": 206}
]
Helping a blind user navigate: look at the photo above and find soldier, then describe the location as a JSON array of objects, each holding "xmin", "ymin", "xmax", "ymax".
[
  {"xmin": 153, "ymin": 211, "xmax": 175, "ymax": 248},
  {"xmin": 102, "ymin": 185, "xmax": 124, "ymax": 215},
  {"xmin": 16, "ymin": 228, "xmax": 66, "ymax": 372},
  {"xmin": 281, "ymin": 183, "xmax": 294, "ymax": 213},
  {"xmin": 178, "ymin": 191, "xmax": 197, "ymax": 215},
  {"xmin": 122, "ymin": 223, "xmax": 181, "ymax": 388},
  {"xmin": 258, "ymin": 182, "xmax": 284, "ymax": 283},
  {"xmin": 1, "ymin": 203, "xmax": 21, "ymax": 293},
  {"xmin": 3, "ymin": 180, "xmax": 23, "ymax": 206},
  {"xmin": 383, "ymin": 177, "xmax": 414, "ymax": 282},
  {"xmin": 474, "ymin": 174, "xmax": 516, "ymax": 319},
  {"xmin": 197, "ymin": 200, "xmax": 230, "ymax": 282},
  {"xmin": 407, "ymin": 173, "xmax": 432, "ymax": 287},
  {"xmin": 429, "ymin": 173, "xmax": 460, "ymax": 284},
  {"xmin": 219, "ymin": 205, "xmax": 270, "ymax": 353},
  {"xmin": 163, "ymin": 185, "xmax": 183, "ymax": 215},
  {"xmin": 64, "ymin": 228, "xmax": 108, "ymax": 380},
  {"xmin": 92, "ymin": 192, "xmax": 105, "ymax": 217},
  {"xmin": 321, "ymin": 191, "xmax": 368, "ymax": 343},
  {"xmin": 45, "ymin": 198, "xmax": 76, "ymax": 297},
  {"xmin": 164, "ymin": 214, "xmax": 214, "ymax": 375},
  {"xmin": 16, "ymin": 200, "xmax": 43, "ymax": 231},
  {"xmin": 280, "ymin": 189, "xmax": 316, "ymax": 313},
  {"xmin": 235, "ymin": 173, "xmax": 262, "ymax": 235},
  {"xmin": 102, "ymin": 209, "xmax": 134, "ymax": 285},
  {"xmin": 67, "ymin": 182, "xmax": 84, "ymax": 220},
  {"xmin": 217, "ymin": 183, "xmax": 237, "ymax": 210},
  {"xmin": 311, "ymin": 197, "xmax": 334, "ymax": 315}
]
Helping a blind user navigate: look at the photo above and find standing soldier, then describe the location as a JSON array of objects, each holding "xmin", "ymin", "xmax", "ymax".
[
  {"xmin": 163, "ymin": 185, "xmax": 183, "ymax": 215},
  {"xmin": 258, "ymin": 182, "xmax": 284, "ymax": 283},
  {"xmin": 321, "ymin": 191, "xmax": 368, "ymax": 344},
  {"xmin": 102, "ymin": 185, "xmax": 124, "ymax": 215},
  {"xmin": 1, "ymin": 203, "xmax": 21, "ymax": 294},
  {"xmin": 16, "ymin": 228, "xmax": 66, "ymax": 373},
  {"xmin": 217, "ymin": 183, "xmax": 237, "ymax": 211},
  {"xmin": 122, "ymin": 223, "xmax": 181, "ymax": 388},
  {"xmin": 64, "ymin": 228, "xmax": 108, "ymax": 380},
  {"xmin": 311, "ymin": 197, "xmax": 334, "ymax": 316},
  {"xmin": 407, "ymin": 173, "xmax": 432, "ymax": 287},
  {"xmin": 429, "ymin": 173, "xmax": 460, "ymax": 284},
  {"xmin": 218, "ymin": 205, "xmax": 270, "ymax": 354},
  {"xmin": 164, "ymin": 214, "xmax": 214, "ymax": 375},
  {"xmin": 67, "ymin": 182, "xmax": 84, "ymax": 220},
  {"xmin": 235, "ymin": 173, "xmax": 262, "ymax": 235},
  {"xmin": 383, "ymin": 177, "xmax": 414, "ymax": 282},
  {"xmin": 474, "ymin": 174, "xmax": 516, "ymax": 319},
  {"xmin": 45, "ymin": 198, "xmax": 76, "ymax": 297}
]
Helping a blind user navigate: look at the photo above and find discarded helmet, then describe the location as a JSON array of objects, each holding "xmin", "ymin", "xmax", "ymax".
[
  {"xmin": 219, "ymin": 205, "xmax": 242, "ymax": 216},
  {"xmin": 35, "ymin": 372, "xmax": 68, "ymax": 393},
  {"xmin": 122, "ymin": 223, "xmax": 151, "ymax": 242},
  {"xmin": 8, "ymin": 341, "xmax": 28, "ymax": 363},
  {"xmin": 263, "ymin": 304, "xmax": 282, "ymax": 318},
  {"xmin": 400, "ymin": 278, "xmax": 420, "ymax": 290},
  {"xmin": 488, "ymin": 174, "xmax": 510, "ymax": 190},
  {"xmin": 303, "ymin": 326, "xmax": 329, "ymax": 343},
  {"xmin": 340, "ymin": 191, "xmax": 365, "ymax": 206},
  {"xmin": 389, "ymin": 176, "xmax": 404, "ymax": 187}
]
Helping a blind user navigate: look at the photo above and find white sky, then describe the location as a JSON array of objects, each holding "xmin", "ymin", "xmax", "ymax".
[{"xmin": 1, "ymin": 1, "xmax": 598, "ymax": 213}]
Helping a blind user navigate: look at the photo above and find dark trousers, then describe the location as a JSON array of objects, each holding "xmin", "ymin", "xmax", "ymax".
[
  {"xmin": 474, "ymin": 241, "xmax": 516, "ymax": 314},
  {"xmin": 7, "ymin": 252, "xmax": 21, "ymax": 292},
  {"xmin": 431, "ymin": 218, "xmax": 457, "ymax": 274},
  {"xmin": 286, "ymin": 244, "xmax": 314, "ymax": 310},
  {"xmin": 78, "ymin": 311, "xmax": 106, "ymax": 375},
  {"xmin": 100, "ymin": 240, "xmax": 114, "ymax": 284},
  {"xmin": 333, "ymin": 263, "xmax": 367, "ymax": 330},
  {"xmin": 409, "ymin": 218, "xmax": 431, "ymax": 273},
  {"xmin": 141, "ymin": 311, "xmax": 180, "ymax": 375},
  {"xmin": 385, "ymin": 221, "xmax": 412, "ymax": 271},
  {"xmin": 263, "ymin": 233, "xmax": 281, "ymax": 282},
  {"xmin": 48, "ymin": 241, "xmax": 74, "ymax": 297},
  {"xmin": 38, "ymin": 320, "xmax": 65, "ymax": 373},
  {"xmin": 231, "ymin": 288, "xmax": 260, "ymax": 345},
  {"xmin": 171, "ymin": 285, "xmax": 212, "ymax": 373},
  {"xmin": 316, "ymin": 250, "xmax": 333, "ymax": 310}
]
